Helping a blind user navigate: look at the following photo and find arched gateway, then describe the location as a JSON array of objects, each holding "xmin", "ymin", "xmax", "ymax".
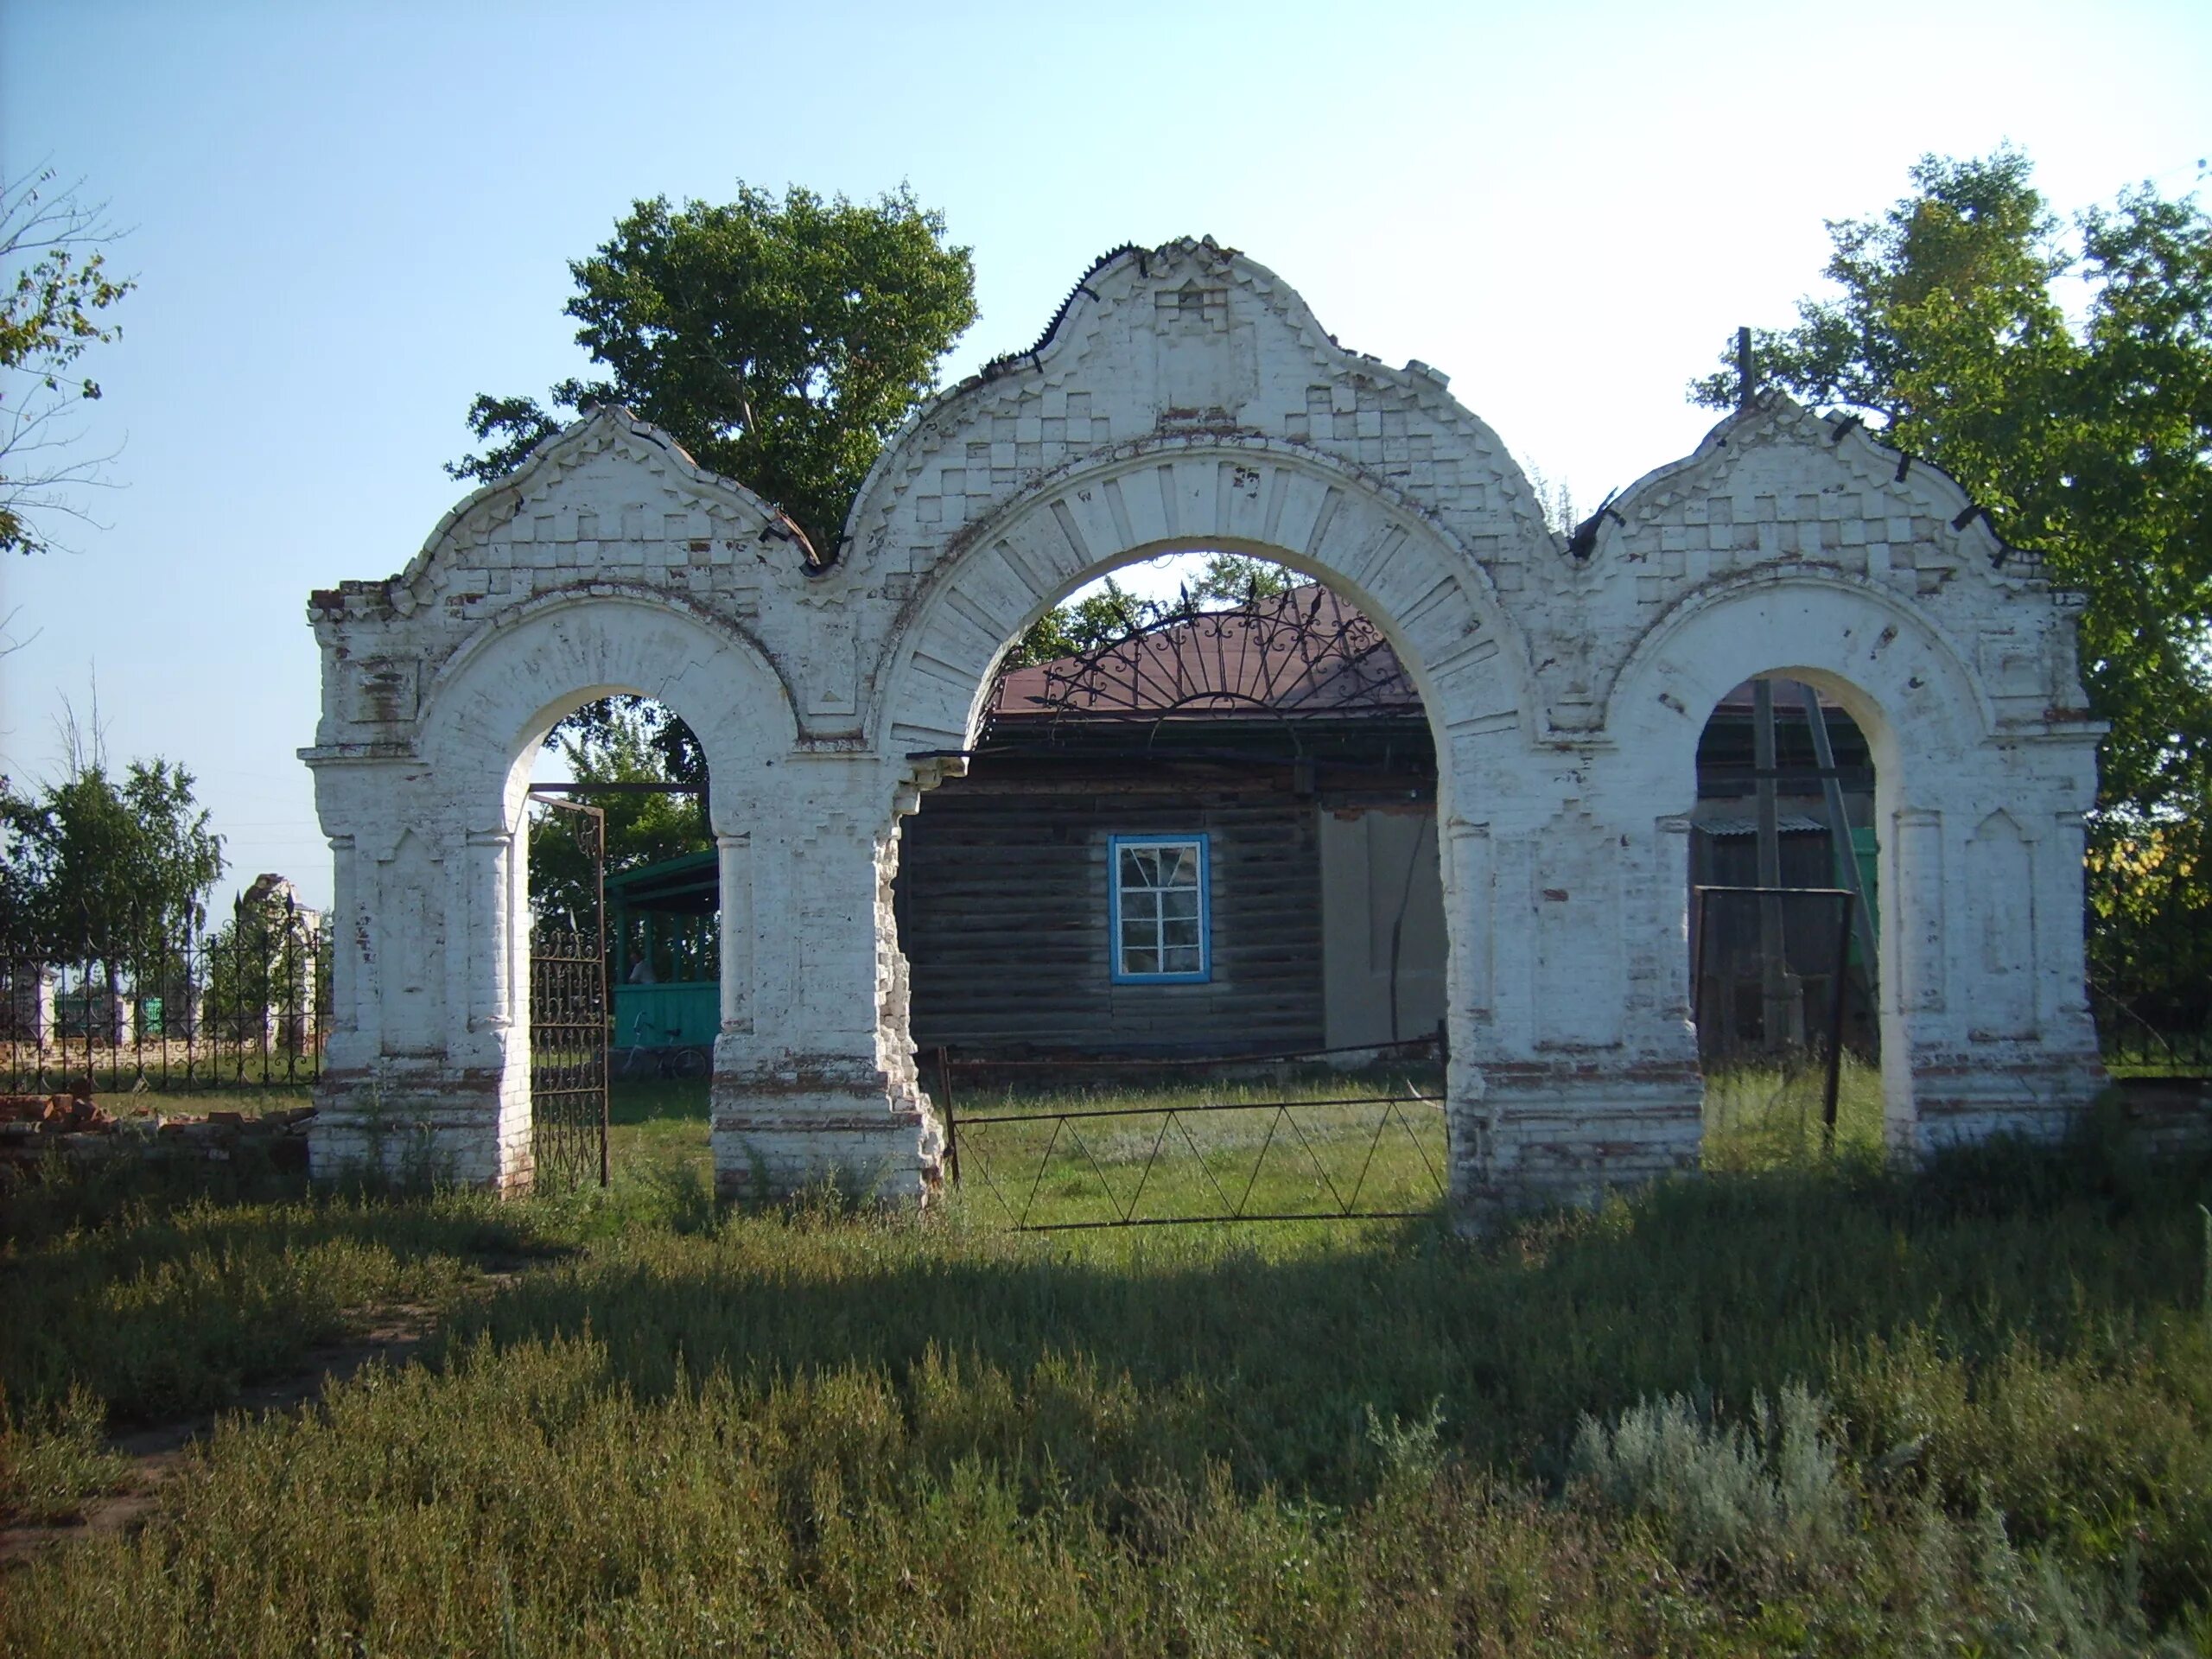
[{"xmin": 303, "ymin": 238, "xmax": 2105, "ymax": 1213}]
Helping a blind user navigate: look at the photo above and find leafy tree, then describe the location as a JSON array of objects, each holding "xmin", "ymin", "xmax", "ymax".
[
  {"xmin": 450, "ymin": 181, "xmax": 977, "ymax": 561},
  {"xmin": 1188, "ymin": 551, "xmax": 1296, "ymax": 605},
  {"xmin": 0, "ymin": 758, "xmax": 223, "ymax": 968},
  {"xmin": 2084, "ymin": 823, "xmax": 2212, "ymax": 1040},
  {"xmin": 1, "ymin": 166, "xmax": 134, "ymax": 558},
  {"xmin": 1000, "ymin": 555, "xmax": 1300, "ymax": 670},
  {"xmin": 453, "ymin": 181, "xmax": 976, "ymax": 788},
  {"xmin": 2065, "ymin": 185, "xmax": 2212, "ymax": 821},
  {"xmin": 1693, "ymin": 149, "xmax": 2212, "ymax": 829},
  {"xmin": 529, "ymin": 703, "xmax": 710, "ymax": 925},
  {"xmin": 540, "ymin": 695, "xmax": 708, "ymax": 798},
  {"xmin": 1001, "ymin": 575, "xmax": 1157, "ymax": 670}
]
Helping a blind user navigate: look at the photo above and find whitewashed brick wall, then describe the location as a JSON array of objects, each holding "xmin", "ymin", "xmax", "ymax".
[{"xmin": 304, "ymin": 238, "xmax": 2104, "ymax": 1213}]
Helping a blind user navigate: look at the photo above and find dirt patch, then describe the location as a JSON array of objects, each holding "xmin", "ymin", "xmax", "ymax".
[{"xmin": 0, "ymin": 1274, "xmax": 518, "ymax": 1567}]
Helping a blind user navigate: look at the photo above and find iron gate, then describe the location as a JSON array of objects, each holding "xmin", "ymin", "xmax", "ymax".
[
  {"xmin": 1690, "ymin": 885, "xmax": 1861, "ymax": 1146},
  {"xmin": 528, "ymin": 793, "xmax": 608, "ymax": 1188},
  {"xmin": 934, "ymin": 1038, "xmax": 1448, "ymax": 1230}
]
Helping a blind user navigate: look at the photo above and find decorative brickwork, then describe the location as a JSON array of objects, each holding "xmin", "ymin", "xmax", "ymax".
[{"xmin": 304, "ymin": 238, "xmax": 2103, "ymax": 1214}]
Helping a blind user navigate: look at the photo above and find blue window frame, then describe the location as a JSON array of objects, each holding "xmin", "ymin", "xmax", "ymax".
[{"xmin": 1109, "ymin": 834, "xmax": 1211, "ymax": 983}]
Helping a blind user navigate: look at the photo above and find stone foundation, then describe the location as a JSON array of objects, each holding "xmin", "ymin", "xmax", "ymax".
[
  {"xmin": 309, "ymin": 1065, "xmax": 520, "ymax": 1189},
  {"xmin": 710, "ymin": 1095, "xmax": 944, "ymax": 1202},
  {"xmin": 1455, "ymin": 1065, "xmax": 1705, "ymax": 1219},
  {"xmin": 1904, "ymin": 1050, "xmax": 2110, "ymax": 1152},
  {"xmin": 2110, "ymin": 1077, "xmax": 2212, "ymax": 1157}
]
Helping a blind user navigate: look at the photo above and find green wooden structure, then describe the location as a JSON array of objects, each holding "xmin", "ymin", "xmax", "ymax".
[
  {"xmin": 1849, "ymin": 825, "xmax": 1881, "ymax": 957},
  {"xmin": 606, "ymin": 851, "xmax": 720, "ymax": 1048}
]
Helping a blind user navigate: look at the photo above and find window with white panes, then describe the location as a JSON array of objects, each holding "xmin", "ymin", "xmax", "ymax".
[{"xmin": 1109, "ymin": 834, "xmax": 1210, "ymax": 982}]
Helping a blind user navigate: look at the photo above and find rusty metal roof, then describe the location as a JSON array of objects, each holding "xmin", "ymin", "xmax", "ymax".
[{"xmin": 990, "ymin": 585, "xmax": 1421, "ymax": 726}]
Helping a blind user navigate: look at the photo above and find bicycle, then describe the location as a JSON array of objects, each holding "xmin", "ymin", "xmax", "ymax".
[{"xmin": 617, "ymin": 1014, "xmax": 709, "ymax": 1080}]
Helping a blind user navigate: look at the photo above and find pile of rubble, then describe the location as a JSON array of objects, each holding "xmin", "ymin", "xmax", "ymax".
[
  {"xmin": 2110, "ymin": 1076, "xmax": 2212, "ymax": 1155},
  {"xmin": 0, "ymin": 1093, "xmax": 317, "ymax": 1172}
]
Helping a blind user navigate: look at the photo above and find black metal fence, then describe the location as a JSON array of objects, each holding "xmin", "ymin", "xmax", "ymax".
[
  {"xmin": 3, "ymin": 906, "xmax": 330, "ymax": 1096},
  {"xmin": 528, "ymin": 790, "xmax": 609, "ymax": 1190},
  {"xmin": 2083, "ymin": 835, "xmax": 2212, "ymax": 1075},
  {"xmin": 1691, "ymin": 886, "xmax": 1860, "ymax": 1143},
  {"xmin": 933, "ymin": 1037, "xmax": 1448, "ymax": 1230},
  {"xmin": 2090, "ymin": 950, "xmax": 2212, "ymax": 1076},
  {"xmin": 2091, "ymin": 991, "xmax": 2212, "ymax": 1075}
]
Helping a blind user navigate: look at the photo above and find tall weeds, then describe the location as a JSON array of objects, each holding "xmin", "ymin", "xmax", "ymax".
[{"xmin": 3, "ymin": 1105, "xmax": 2210, "ymax": 1652}]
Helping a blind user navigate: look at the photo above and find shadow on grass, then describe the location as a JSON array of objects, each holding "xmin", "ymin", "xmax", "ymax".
[
  {"xmin": 441, "ymin": 1114, "xmax": 2212, "ymax": 1492},
  {"xmin": 11, "ymin": 1103, "xmax": 2212, "ymax": 1645},
  {"xmin": 0, "ymin": 1153, "xmax": 574, "ymax": 1421}
]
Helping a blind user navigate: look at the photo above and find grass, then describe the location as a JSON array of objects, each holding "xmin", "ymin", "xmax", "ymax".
[
  {"xmin": 67, "ymin": 1085, "xmax": 320, "ymax": 1118},
  {"xmin": 944, "ymin": 1062, "xmax": 1448, "ymax": 1228},
  {"xmin": 0, "ymin": 1162, "xmax": 550, "ymax": 1423},
  {"xmin": 3, "ymin": 1071, "xmax": 2211, "ymax": 1652},
  {"xmin": 607, "ymin": 1073, "xmax": 713, "ymax": 1166},
  {"xmin": 0, "ymin": 1389, "xmax": 131, "ymax": 1526},
  {"xmin": 1701, "ymin": 1052, "xmax": 1888, "ymax": 1171}
]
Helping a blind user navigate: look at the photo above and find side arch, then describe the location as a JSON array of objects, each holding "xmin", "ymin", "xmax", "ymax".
[
  {"xmin": 1600, "ymin": 570, "xmax": 2098, "ymax": 1154},
  {"xmin": 417, "ymin": 588, "xmax": 798, "ymax": 829},
  {"xmin": 1604, "ymin": 570, "xmax": 1996, "ymax": 786},
  {"xmin": 321, "ymin": 589, "xmax": 804, "ymax": 1191}
]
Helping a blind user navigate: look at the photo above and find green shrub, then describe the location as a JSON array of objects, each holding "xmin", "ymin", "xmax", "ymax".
[
  {"xmin": 0, "ymin": 1387, "xmax": 130, "ymax": 1525},
  {"xmin": 1568, "ymin": 1385, "xmax": 1854, "ymax": 1585}
]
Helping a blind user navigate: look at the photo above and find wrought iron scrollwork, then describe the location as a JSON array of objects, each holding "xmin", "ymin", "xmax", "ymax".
[
  {"xmin": 527, "ymin": 793, "xmax": 608, "ymax": 1189},
  {"xmin": 983, "ymin": 585, "xmax": 1419, "ymax": 749}
]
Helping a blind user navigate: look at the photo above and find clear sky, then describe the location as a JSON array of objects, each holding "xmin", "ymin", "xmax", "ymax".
[{"xmin": 2, "ymin": 0, "xmax": 2205, "ymax": 912}]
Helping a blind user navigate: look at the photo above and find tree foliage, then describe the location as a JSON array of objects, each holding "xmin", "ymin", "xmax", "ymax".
[
  {"xmin": 1188, "ymin": 551, "xmax": 1298, "ymax": 607},
  {"xmin": 450, "ymin": 181, "xmax": 977, "ymax": 560},
  {"xmin": 2084, "ymin": 823, "xmax": 2212, "ymax": 1035},
  {"xmin": 453, "ymin": 181, "xmax": 976, "ymax": 788},
  {"xmin": 0, "ymin": 759, "xmax": 223, "ymax": 966},
  {"xmin": 1, "ymin": 167, "xmax": 134, "ymax": 557},
  {"xmin": 1001, "ymin": 575, "xmax": 1155, "ymax": 670},
  {"xmin": 1001, "ymin": 553, "xmax": 1300, "ymax": 670},
  {"xmin": 529, "ymin": 703, "xmax": 710, "ymax": 925},
  {"xmin": 1695, "ymin": 149, "xmax": 2212, "ymax": 822},
  {"xmin": 543, "ymin": 696, "xmax": 708, "ymax": 797}
]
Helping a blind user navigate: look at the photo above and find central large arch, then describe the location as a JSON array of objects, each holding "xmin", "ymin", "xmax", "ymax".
[{"xmin": 877, "ymin": 436, "xmax": 1539, "ymax": 1090}]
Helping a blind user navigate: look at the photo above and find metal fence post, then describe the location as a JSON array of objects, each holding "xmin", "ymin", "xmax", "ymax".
[{"xmin": 937, "ymin": 1044, "xmax": 960, "ymax": 1186}]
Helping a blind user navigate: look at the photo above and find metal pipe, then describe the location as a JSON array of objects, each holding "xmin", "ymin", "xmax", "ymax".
[
  {"xmin": 1796, "ymin": 682, "xmax": 1879, "ymax": 991},
  {"xmin": 1823, "ymin": 890, "xmax": 1853, "ymax": 1153},
  {"xmin": 1752, "ymin": 679, "xmax": 1798, "ymax": 1048},
  {"xmin": 937, "ymin": 1044, "xmax": 960, "ymax": 1186}
]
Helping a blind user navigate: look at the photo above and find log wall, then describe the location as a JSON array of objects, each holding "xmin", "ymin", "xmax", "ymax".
[{"xmin": 897, "ymin": 760, "xmax": 1325, "ymax": 1056}]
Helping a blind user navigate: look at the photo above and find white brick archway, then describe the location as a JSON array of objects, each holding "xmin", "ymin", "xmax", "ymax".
[
  {"xmin": 1606, "ymin": 572, "xmax": 2101, "ymax": 1154},
  {"xmin": 310, "ymin": 589, "xmax": 798, "ymax": 1188},
  {"xmin": 876, "ymin": 436, "xmax": 1536, "ymax": 760},
  {"xmin": 304, "ymin": 237, "xmax": 2107, "ymax": 1213},
  {"xmin": 874, "ymin": 436, "xmax": 1561, "ymax": 1209}
]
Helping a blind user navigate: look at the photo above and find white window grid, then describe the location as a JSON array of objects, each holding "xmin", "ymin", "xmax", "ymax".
[{"xmin": 1109, "ymin": 834, "xmax": 1211, "ymax": 983}]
